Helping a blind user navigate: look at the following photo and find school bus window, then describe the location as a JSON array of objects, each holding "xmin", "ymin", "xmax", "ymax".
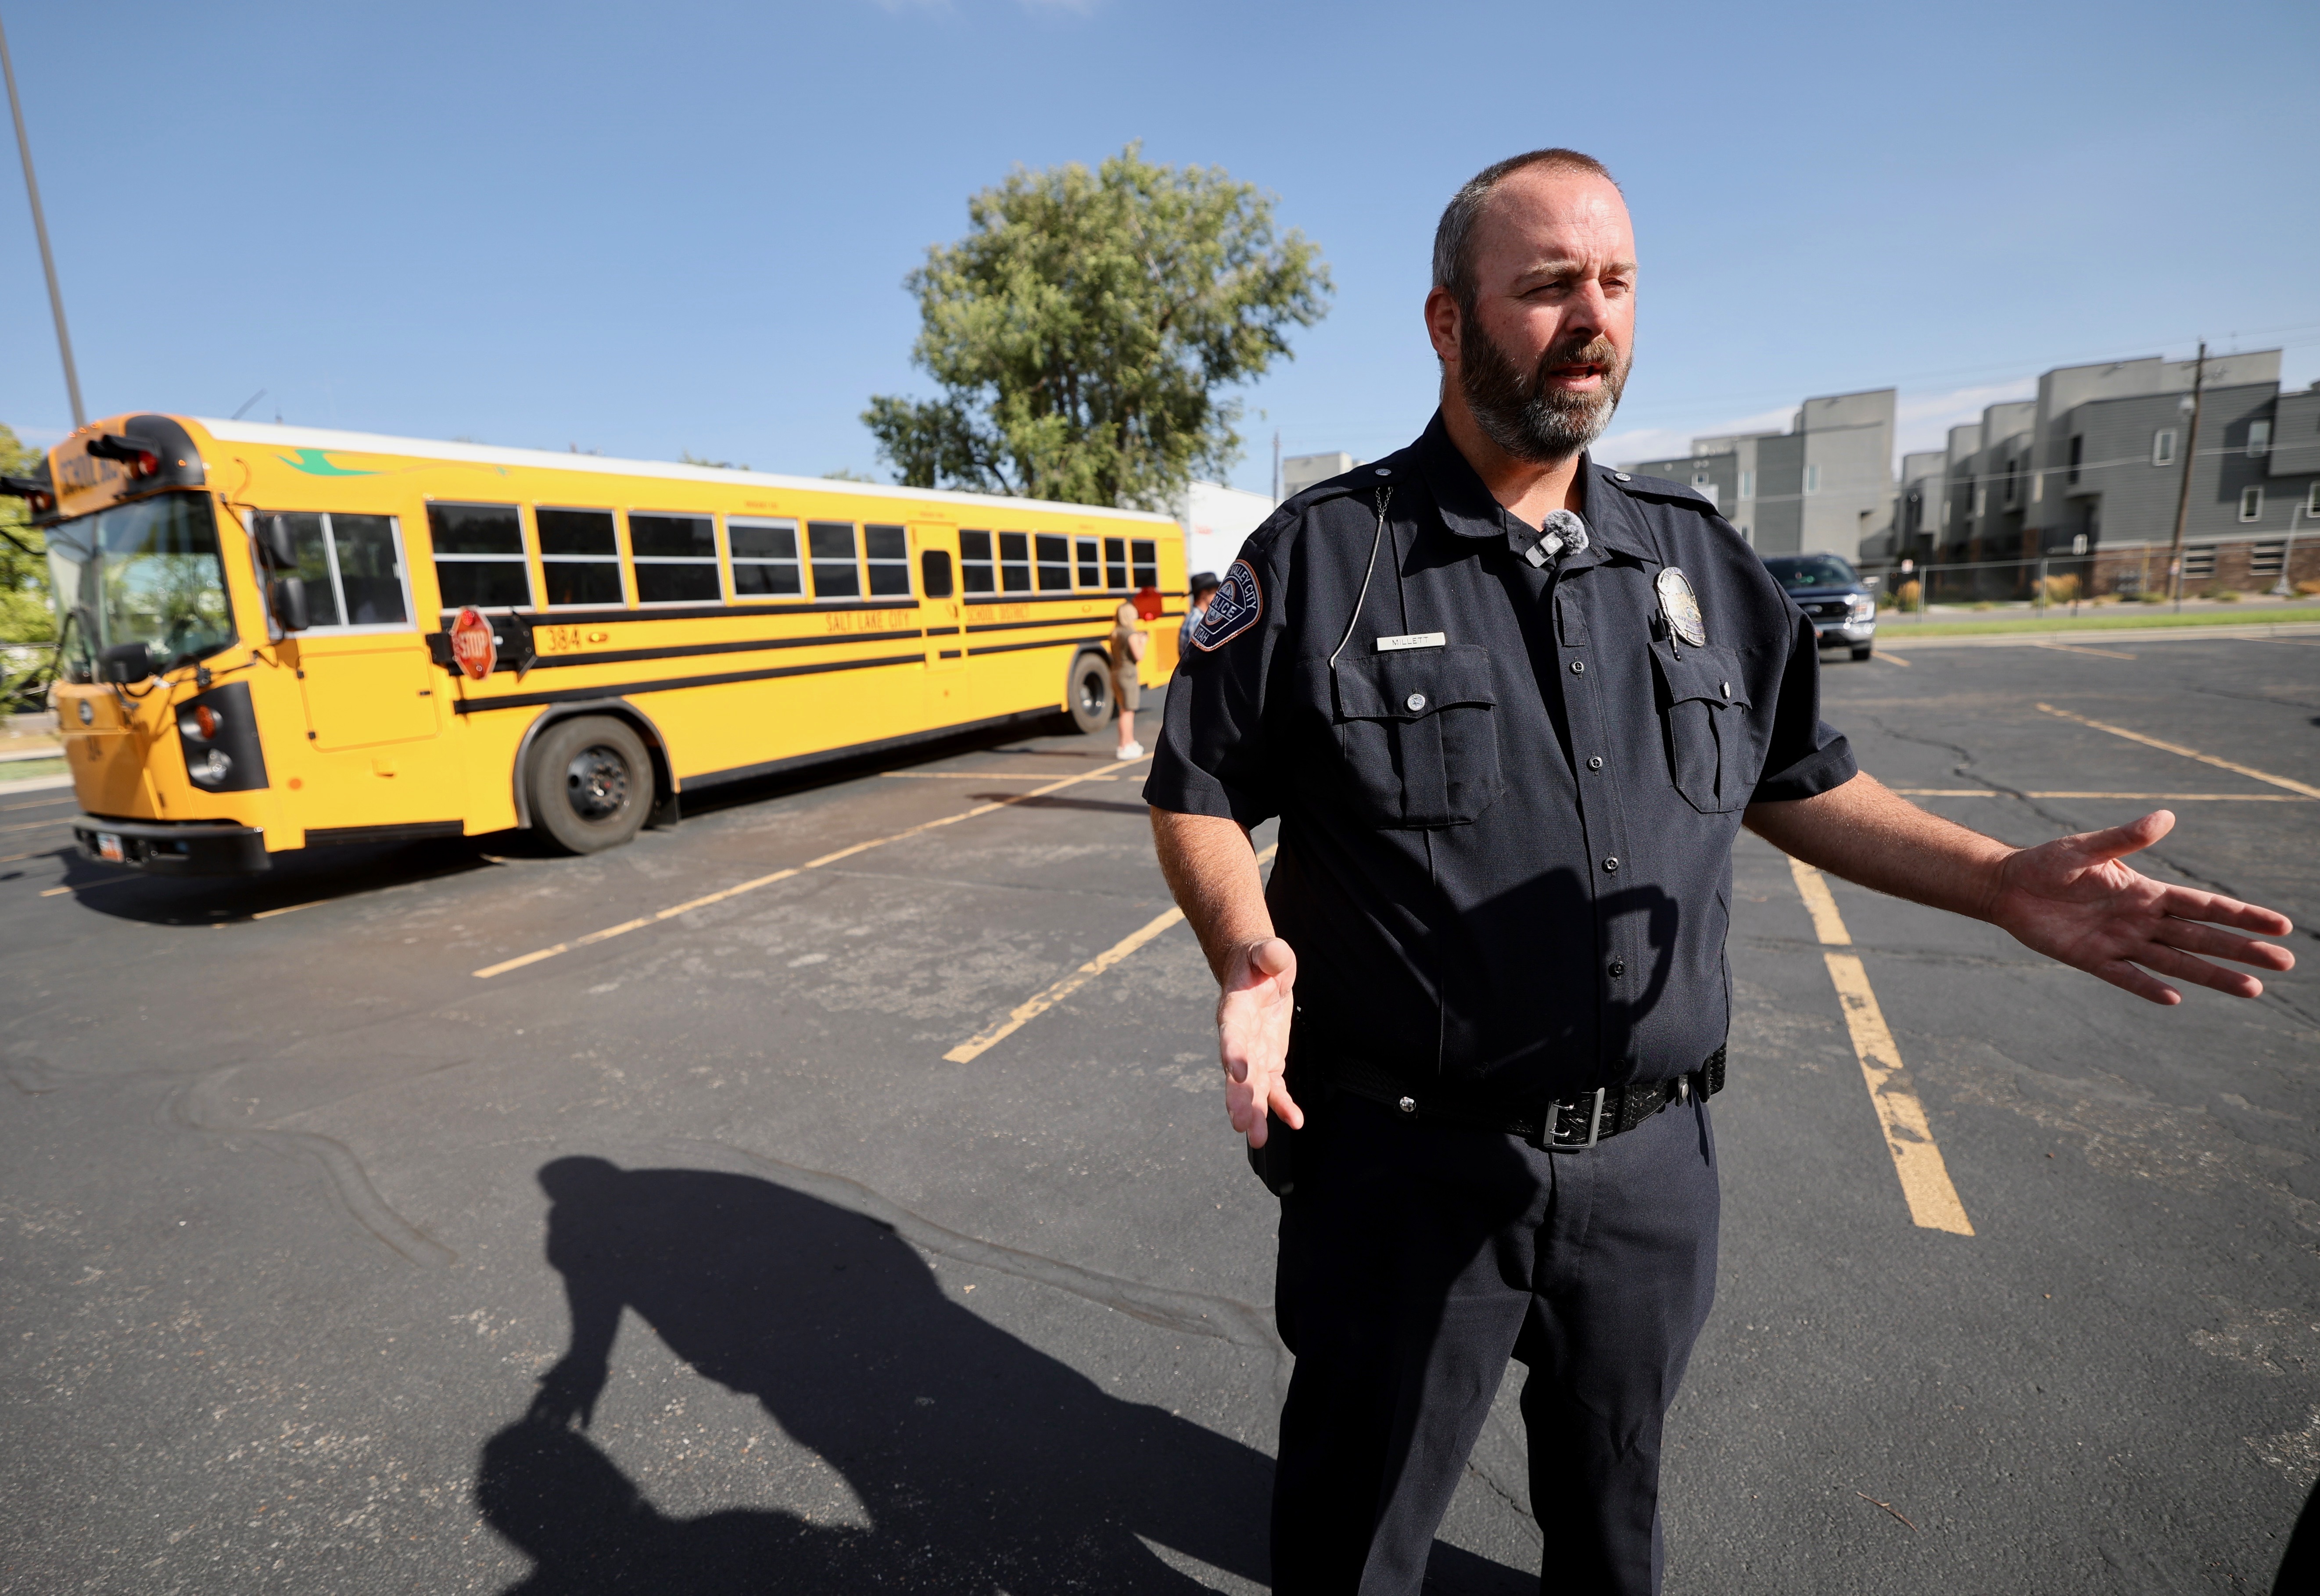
[
  {"xmin": 429, "ymin": 503, "xmax": 531, "ymax": 610},
  {"xmin": 921, "ymin": 548, "xmax": 954, "ymax": 598},
  {"xmin": 1104, "ymin": 537, "xmax": 1127, "ymax": 590},
  {"xmin": 1075, "ymin": 537, "xmax": 1101, "ymax": 588},
  {"xmin": 864, "ymin": 524, "xmax": 912, "ymax": 598},
  {"xmin": 258, "ymin": 511, "xmax": 412, "ymax": 629},
  {"xmin": 730, "ymin": 517, "xmax": 803, "ymax": 597},
  {"xmin": 809, "ymin": 521, "xmax": 861, "ymax": 598},
  {"xmin": 998, "ymin": 532, "xmax": 1031, "ymax": 592},
  {"xmin": 960, "ymin": 530, "xmax": 995, "ymax": 594},
  {"xmin": 1035, "ymin": 533, "xmax": 1071, "ymax": 591},
  {"xmin": 1132, "ymin": 539, "xmax": 1158, "ymax": 589},
  {"xmin": 536, "ymin": 508, "xmax": 624, "ymax": 608},
  {"xmin": 629, "ymin": 513, "xmax": 720, "ymax": 604}
]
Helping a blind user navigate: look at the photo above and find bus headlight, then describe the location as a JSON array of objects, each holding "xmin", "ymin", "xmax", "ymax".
[{"xmin": 188, "ymin": 749, "xmax": 233, "ymax": 786}]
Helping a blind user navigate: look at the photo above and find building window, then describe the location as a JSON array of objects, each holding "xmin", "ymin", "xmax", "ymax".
[
  {"xmin": 428, "ymin": 502, "xmax": 531, "ymax": 611},
  {"xmin": 256, "ymin": 511, "xmax": 412, "ymax": 630},
  {"xmin": 1075, "ymin": 537, "xmax": 1101, "ymax": 588},
  {"xmin": 808, "ymin": 521, "xmax": 861, "ymax": 598},
  {"xmin": 2004, "ymin": 459, "xmax": 2018, "ymax": 506},
  {"xmin": 1131, "ymin": 539, "xmax": 1159, "ymax": 589},
  {"xmin": 1973, "ymin": 486, "xmax": 1987, "ymax": 517},
  {"xmin": 1103, "ymin": 537, "xmax": 1128, "ymax": 589},
  {"xmin": 2309, "ymin": 483, "xmax": 2320, "ymax": 516},
  {"xmin": 864, "ymin": 524, "xmax": 912, "ymax": 598},
  {"xmin": 536, "ymin": 508, "xmax": 624, "ymax": 608},
  {"xmin": 1691, "ymin": 469, "xmax": 1711, "ymax": 489},
  {"xmin": 1804, "ymin": 464, "xmax": 1820, "ymax": 495},
  {"xmin": 1738, "ymin": 524, "xmax": 1751, "ymax": 544},
  {"xmin": 1738, "ymin": 470, "xmax": 1753, "ymax": 498},
  {"xmin": 1034, "ymin": 533, "xmax": 1072, "ymax": 591},
  {"xmin": 2068, "ymin": 436, "xmax": 2083, "ymax": 484},
  {"xmin": 2251, "ymin": 541, "xmax": 2286, "ymax": 578},
  {"xmin": 729, "ymin": 517, "xmax": 803, "ymax": 597},
  {"xmin": 630, "ymin": 513, "xmax": 721, "ymax": 603},
  {"xmin": 2240, "ymin": 486, "xmax": 2264, "ymax": 522},
  {"xmin": 2248, "ymin": 419, "xmax": 2272, "ymax": 459},
  {"xmin": 2182, "ymin": 547, "xmax": 2216, "ymax": 580},
  {"xmin": 2152, "ymin": 429, "xmax": 2177, "ymax": 466},
  {"xmin": 960, "ymin": 530, "xmax": 995, "ymax": 594},
  {"xmin": 997, "ymin": 532, "xmax": 1032, "ymax": 592}
]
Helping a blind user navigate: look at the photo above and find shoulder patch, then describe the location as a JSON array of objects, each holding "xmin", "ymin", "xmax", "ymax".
[{"xmin": 1191, "ymin": 559, "xmax": 1263, "ymax": 651}]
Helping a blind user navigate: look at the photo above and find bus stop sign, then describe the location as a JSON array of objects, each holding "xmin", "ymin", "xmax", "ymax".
[{"xmin": 450, "ymin": 607, "xmax": 497, "ymax": 682}]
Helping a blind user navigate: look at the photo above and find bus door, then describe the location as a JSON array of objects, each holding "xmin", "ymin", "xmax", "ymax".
[
  {"xmin": 914, "ymin": 524, "xmax": 969, "ymax": 723},
  {"xmin": 268, "ymin": 511, "xmax": 454, "ymax": 827}
]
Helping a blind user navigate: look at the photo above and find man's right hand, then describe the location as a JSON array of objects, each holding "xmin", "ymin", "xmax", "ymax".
[{"xmin": 1219, "ymin": 935, "xmax": 1302, "ymax": 1148}]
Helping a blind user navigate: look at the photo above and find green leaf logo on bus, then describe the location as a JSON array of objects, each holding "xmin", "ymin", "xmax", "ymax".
[{"xmin": 276, "ymin": 448, "xmax": 377, "ymax": 477}]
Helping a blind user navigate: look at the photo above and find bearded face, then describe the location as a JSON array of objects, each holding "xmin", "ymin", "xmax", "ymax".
[{"xmin": 1457, "ymin": 314, "xmax": 1630, "ymax": 465}]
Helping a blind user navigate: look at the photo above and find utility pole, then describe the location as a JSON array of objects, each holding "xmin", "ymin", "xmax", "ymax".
[
  {"xmin": 1271, "ymin": 429, "xmax": 1282, "ymax": 505},
  {"xmin": 0, "ymin": 11, "xmax": 83, "ymax": 429},
  {"xmin": 2165, "ymin": 342, "xmax": 2205, "ymax": 612}
]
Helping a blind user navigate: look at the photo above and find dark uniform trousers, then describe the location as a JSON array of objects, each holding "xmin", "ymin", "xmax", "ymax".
[{"xmin": 1272, "ymin": 1086, "xmax": 1719, "ymax": 1596}]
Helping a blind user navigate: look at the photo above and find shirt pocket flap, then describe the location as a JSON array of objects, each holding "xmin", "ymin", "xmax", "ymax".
[
  {"xmin": 1332, "ymin": 644, "xmax": 1497, "ymax": 722},
  {"xmin": 1651, "ymin": 641, "xmax": 1752, "ymax": 710}
]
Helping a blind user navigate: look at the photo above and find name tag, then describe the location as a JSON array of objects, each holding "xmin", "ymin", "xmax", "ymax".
[{"xmin": 1374, "ymin": 632, "xmax": 1446, "ymax": 653}]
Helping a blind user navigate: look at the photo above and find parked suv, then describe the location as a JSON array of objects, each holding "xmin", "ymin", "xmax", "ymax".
[{"xmin": 1762, "ymin": 553, "xmax": 1877, "ymax": 661}]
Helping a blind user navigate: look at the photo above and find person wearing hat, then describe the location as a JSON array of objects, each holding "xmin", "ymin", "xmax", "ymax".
[{"xmin": 1180, "ymin": 571, "xmax": 1222, "ymax": 660}]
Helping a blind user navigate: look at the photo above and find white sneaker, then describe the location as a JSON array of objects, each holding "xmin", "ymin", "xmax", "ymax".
[{"xmin": 1115, "ymin": 741, "xmax": 1145, "ymax": 760}]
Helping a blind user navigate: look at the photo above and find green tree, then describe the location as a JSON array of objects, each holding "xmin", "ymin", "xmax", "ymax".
[
  {"xmin": 0, "ymin": 424, "xmax": 54, "ymax": 647},
  {"xmin": 864, "ymin": 143, "xmax": 1330, "ymax": 510}
]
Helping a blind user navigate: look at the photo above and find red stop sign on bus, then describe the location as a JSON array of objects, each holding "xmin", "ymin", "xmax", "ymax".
[{"xmin": 450, "ymin": 607, "xmax": 497, "ymax": 682}]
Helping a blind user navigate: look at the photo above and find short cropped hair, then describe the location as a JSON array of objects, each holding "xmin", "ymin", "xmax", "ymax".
[{"xmin": 1432, "ymin": 149, "xmax": 1620, "ymax": 313}]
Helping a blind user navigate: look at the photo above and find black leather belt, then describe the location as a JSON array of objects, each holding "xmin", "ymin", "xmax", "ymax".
[{"xmin": 1322, "ymin": 1048, "xmax": 1725, "ymax": 1152}]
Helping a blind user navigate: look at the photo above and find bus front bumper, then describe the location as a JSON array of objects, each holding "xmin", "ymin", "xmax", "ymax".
[{"xmin": 72, "ymin": 816, "xmax": 272, "ymax": 875}]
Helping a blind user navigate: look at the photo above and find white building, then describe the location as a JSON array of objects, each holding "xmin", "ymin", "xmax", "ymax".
[{"xmin": 1180, "ymin": 480, "xmax": 1277, "ymax": 584}]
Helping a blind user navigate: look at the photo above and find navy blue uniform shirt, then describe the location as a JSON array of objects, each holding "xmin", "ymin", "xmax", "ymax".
[{"xmin": 1144, "ymin": 413, "xmax": 1857, "ymax": 1107}]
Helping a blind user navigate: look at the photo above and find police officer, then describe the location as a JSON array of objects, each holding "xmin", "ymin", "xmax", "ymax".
[{"xmin": 1143, "ymin": 148, "xmax": 2295, "ymax": 1596}]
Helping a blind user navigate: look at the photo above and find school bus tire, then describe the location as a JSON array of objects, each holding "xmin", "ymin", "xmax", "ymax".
[
  {"xmin": 526, "ymin": 715, "xmax": 652, "ymax": 854},
  {"xmin": 1066, "ymin": 650, "xmax": 1115, "ymax": 735}
]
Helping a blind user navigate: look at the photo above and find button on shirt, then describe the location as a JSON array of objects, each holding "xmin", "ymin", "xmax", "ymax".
[{"xmin": 1145, "ymin": 413, "xmax": 1856, "ymax": 1107}]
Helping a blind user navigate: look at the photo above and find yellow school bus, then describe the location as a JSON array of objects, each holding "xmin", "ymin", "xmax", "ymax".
[{"xmin": 14, "ymin": 414, "xmax": 1183, "ymax": 874}]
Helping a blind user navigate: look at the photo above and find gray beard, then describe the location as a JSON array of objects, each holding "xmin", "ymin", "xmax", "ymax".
[{"xmin": 1458, "ymin": 320, "xmax": 1628, "ymax": 465}]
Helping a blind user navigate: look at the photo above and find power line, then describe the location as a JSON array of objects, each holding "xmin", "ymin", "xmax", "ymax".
[{"xmin": 0, "ymin": 11, "xmax": 82, "ymax": 428}]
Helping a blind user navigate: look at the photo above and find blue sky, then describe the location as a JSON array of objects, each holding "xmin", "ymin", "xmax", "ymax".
[{"xmin": 3, "ymin": 0, "xmax": 2314, "ymax": 495}]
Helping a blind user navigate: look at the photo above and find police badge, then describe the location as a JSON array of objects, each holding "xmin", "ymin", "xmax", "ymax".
[
  {"xmin": 1191, "ymin": 559, "xmax": 1263, "ymax": 651},
  {"xmin": 1654, "ymin": 566, "xmax": 1707, "ymax": 648}
]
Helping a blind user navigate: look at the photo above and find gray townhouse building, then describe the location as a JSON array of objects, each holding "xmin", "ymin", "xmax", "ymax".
[
  {"xmin": 1629, "ymin": 351, "xmax": 2320, "ymax": 596},
  {"xmin": 1629, "ymin": 387, "xmax": 1897, "ymax": 562}
]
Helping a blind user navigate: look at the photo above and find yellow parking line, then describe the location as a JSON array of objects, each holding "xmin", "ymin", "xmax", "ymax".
[
  {"xmin": 2033, "ymin": 641, "xmax": 2136, "ymax": 661},
  {"xmin": 2036, "ymin": 703, "xmax": 2320, "ymax": 799},
  {"xmin": 2, "ymin": 794, "xmax": 76, "ymax": 812},
  {"xmin": 1873, "ymin": 651, "xmax": 1911, "ymax": 667},
  {"xmin": 1893, "ymin": 789, "xmax": 2307, "ymax": 801},
  {"xmin": 0, "ymin": 815, "xmax": 68, "ymax": 834},
  {"xmin": 943, "ymin": 843, "xmax": 1278, "ymax": 1063},
  {"xmin": 1787, "ymin": 857, "xmax": 1973, "ymax": 1236},
  {"xmin": 472, "ymin": 755, "xmax": 1154, "ymax": 978}
]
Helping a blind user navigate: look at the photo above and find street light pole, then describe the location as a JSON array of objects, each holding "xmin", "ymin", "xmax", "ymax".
[
  {"xmin": 0, "ymin": 11, "xmax": 84, "ymax": 429},
  {"xmin": 2273, "ymin": 504, "xmax": 2306, "ymax": 599},
  {"xmin": 2166, "ymin": 342, "xmax": 2205, "ymax": 612}
]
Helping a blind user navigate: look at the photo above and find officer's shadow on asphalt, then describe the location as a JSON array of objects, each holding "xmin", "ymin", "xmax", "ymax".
[{"xmin": 473, "ymin": 1155, "xmax": 1272, "ymax": 1594}]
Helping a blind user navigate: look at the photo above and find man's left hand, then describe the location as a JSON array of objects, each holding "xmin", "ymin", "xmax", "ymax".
[{"xmin": 1987, "ymin": 809, "xmax": 2295, "ymax": 1004}]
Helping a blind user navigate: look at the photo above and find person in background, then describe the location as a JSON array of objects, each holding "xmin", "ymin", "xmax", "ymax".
[
  {"xmin": 1110, "ymin": 600, "xmax": 1148, "ymax": 760},
  {"xmin": 1180, "ymin": 572, "xmax": 1221, "ymax": 659}
]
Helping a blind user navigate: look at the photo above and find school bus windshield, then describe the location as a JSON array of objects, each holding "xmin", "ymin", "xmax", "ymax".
[{"xmin": 47, "ymin": 492, "xmax": 237, "ymax": 677}]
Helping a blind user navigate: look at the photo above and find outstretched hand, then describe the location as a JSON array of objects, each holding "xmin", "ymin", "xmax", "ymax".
[
  {"xmin": 1219, "ymin": 936, "xmax": 1302, "ymax": 1148},
  {"xmin": 1989, "ymin": 810, "xmax": 2294, "ymax": 1004}
]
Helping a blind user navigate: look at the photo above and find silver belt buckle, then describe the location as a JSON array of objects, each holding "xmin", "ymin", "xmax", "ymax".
[{"xmin": 1545, "ymin": 1087, "xmax": 1606, "ymax": 1152}]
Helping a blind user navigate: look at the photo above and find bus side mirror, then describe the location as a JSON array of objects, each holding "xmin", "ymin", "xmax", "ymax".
[
  {"xmin": 98, "ymin": 641, "xmax": 158, "ymax": 683},
  {"xmin": 271, "ymin": 576, "xmax": 312, "ymax": 633},
  {"xmin": 255, "ymin": 516, "xmax": 296, "ymax": 571}
]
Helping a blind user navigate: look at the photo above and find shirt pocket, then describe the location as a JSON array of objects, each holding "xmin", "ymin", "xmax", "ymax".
[
  {"xmin": 1649, "ymin": 640, "xmax": 1756, "ymax": 813},
  {"xmin": 1324, "ymin": 644, "xmax": 1506, "ymax": 827}
]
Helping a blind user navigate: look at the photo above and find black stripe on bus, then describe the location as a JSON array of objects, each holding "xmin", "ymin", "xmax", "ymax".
[
  {"xmin": 526, "ymin": 627, "xmax": 925, "ymax": 669},
  {"xmin": 963, "ymin": 614, "xmax": 1120, "ymax": 636},
  {"xmin": 494, "ymin": 588, "xmax": 1130, "ymax": 625},
  {"xmin": 965, "ymin": 634, "xmax": 1107, "ymax": 658},
  {"xmin": 451, "ymin": 651, "xmax": 926, "ymax": 714}
]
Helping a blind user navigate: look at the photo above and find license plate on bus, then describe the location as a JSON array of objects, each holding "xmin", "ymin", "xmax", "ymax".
[{"xmin": 97, "ymin": 832, "xmax": 124, "ymax": 863}]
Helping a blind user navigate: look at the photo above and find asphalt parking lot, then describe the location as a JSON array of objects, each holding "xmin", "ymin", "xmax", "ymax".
[{"xmin": 3, "ymin": 630, "xmax": 2316, "ymax": 1593}]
